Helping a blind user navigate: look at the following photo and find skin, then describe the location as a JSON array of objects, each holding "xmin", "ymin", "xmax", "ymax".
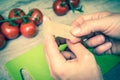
[
  {"xmin": 53, "ymin": 0, "xmax": 69, "ymax": 16},
  {"xmin": 8, "ymin": 8, "xmax": 25, "ymax": 24},
  {"xmin": 43, "ymin": 11, "xmax": 120, "ymax": 79},
  {"xmin": 43, "ymin": 17, "xmax": 103, "ymax": 80},
  {"xmin": 29, "ymin": 8, "xmax": 43, "ymax": 26},
  {"xmin": 20, "ymin": 21, "xmax": 37, "ymax": 38},
  {"xmin": 1, "ymin": 22, "xmax": 19, "ymax": 39},
  {"xmin": 0, "ymin": 34, "xmax": 6, "ymax": 49},
  {"xmin": 70, "ymin": 12, "xmax": 120, "ymax": 55}
]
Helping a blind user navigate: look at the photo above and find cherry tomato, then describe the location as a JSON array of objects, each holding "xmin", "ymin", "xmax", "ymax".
[
  {"xmin": 53, "ymin": 0, "xmax": 69, "ymax": 16},
  {"xmin": 69, "ymin": 0, "xmax": 80, "ymax": 8},
  {"xmin": 20, "ymin": 21, "xmax": 37, "ymax": 38},
  {"xmin": 28, "ymin": 8, "xmax": 43, "ymax": 26},
  {"xmin": 8, "ymin": 8, "xmax": 25, "ymax": 24},
  {"xmin": 1, "ymin": 22, "xmax": 19, "ymax": 39},
  {"xmin": 0, "ymin": 33, "xmax": 6, "ymax": 49},
  {"xmin": 0, "ymin": 15, "xmax": 4, "ymax": 32},
  {"xmin": 0, "ymin": 15, "xmax": 4, "ymax": 26}
]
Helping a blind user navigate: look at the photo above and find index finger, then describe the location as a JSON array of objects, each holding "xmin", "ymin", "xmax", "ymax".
[
  {"xmin": 72, "ymin": 12, "xmax": 111, "ymax": 27},
  {"xmin": 44, "ymin": 33, "xmax": 66, "ymax": 66}
]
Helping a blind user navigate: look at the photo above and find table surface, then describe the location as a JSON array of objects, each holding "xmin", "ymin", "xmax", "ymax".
[{"xmin": 0, "ymin": 0, "xmax": 120, "ymax": 80}]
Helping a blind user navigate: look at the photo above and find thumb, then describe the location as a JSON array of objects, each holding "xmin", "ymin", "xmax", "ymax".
[
  {"xmin": 67, "ymin": 40, "xmax": 94, "ymax": 60},
  {"xmin": 71, "ymin": 17, "xmax": 110, "ymax": 37}
]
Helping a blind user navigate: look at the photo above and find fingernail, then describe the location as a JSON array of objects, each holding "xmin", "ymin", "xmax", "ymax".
[
  {"xmin": 106, "ymin": 42, "xmax": 112, "ymax": 48},
  {"xmin": 71, "ymin": 27, "xmax": 81, "ymax": 35}
]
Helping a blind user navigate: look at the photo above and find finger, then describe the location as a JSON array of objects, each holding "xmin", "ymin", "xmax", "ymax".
[
  {"xmin": 87, "ymin": 35, "xmax": 105, "ymax": 47},
  {"xmin": 72, "ymin": 16, "xmax": 84, "ymax": 27},
  {"xmin": 71, "ymin": 16, "xmax": 112, "ymax": 37},
  {"xmin": 94, "ymin": 42, "xmax": 112, "ymax": 55},
  {"xmin": 43, "ymin": 16, "xmax": 52, "ymax": 66},
  {"xmin": 71, "ymin": 12, "xmax": 112, "ymax": 37},
  {"xmin": 61, "ymin": 51, "xmax": 76, "ymax": 60},
  {"xmin": 70, "ymin": 12, "xmax": 110, "ymax": 43},
  {"xmin": 44, "ymin": 49, "xmax": 54, "ymax": 77},
  {"xmin": 72, "ymin": 12, "xmax": 111, "ymax": 27},
  {"xmin": 44, "ymin": 48, "xmax": 51, "ymax": 67},
  {"xmin": 44, "ymin": 47, "xmax": 58, "ymax": 79},
  {"xmin": 43, "ymin": 16, "xmax": 66, "ymax": 65},
  {"xmin": 67, "ymin": 40, "xmax": 93, "ymax": 59},
  {"xmin": 44, "ymin": 33, "xmax": 66, "ymax": 66},
  {"xmin": 69, "ymin": 37, "xmax": 81, "ymax": 43},
  {"xmin": 110, "ymin": 39, "xmax": 120, "ymax": 55},
  {"xmin": 82, "ymin": 12, "xmax": 111, "ymax": 20}
]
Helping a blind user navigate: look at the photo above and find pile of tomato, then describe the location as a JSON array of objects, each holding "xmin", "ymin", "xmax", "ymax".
[
  {"xmin": 0, "ymin": 8, "xmax": 43, "ymax": 49},
  {"xmin": 53, "ymin": 0, "xmax": 82, "ymax": 16}
]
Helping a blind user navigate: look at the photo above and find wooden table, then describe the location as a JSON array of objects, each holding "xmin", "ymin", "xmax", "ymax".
[{"xmin": 0, "ymin": 0, "xmax": 120, "ymax": 79}]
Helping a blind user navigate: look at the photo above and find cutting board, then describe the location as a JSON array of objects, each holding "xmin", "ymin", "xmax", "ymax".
[{"xmin": 5, "ymin": 44, "xmax": 120, "ymax": 80}]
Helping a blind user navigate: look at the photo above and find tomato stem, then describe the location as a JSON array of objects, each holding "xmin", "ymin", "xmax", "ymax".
[
  {"xmin": 23, "ymin": 17, "xmax": 28, "ymax": 23},
  {"xmin": 67, "ymin": 0, "xmax": 83, "ymax": 13},
  {"xmin": 14, "ymin": 10, "xmax": 21, "ymax": 16},
  {"xmin": 0, "ymin": 15, "xmax": 30, "ymax": 23},
  {"xmin": 27, "ymin": 11, "xmax": 33, "ymax": 16},
  {"xmin": 9, "ymin": 20, "xmax": 16, "ymax": 26},
  {"xmin": 60, "ymin": 1, "xmax": 66, "ymax": 7},
  {"xmin": 68, "ymin": 0, "xmax": 75, "ymax": 13},
  {"xmin": 75, "ymin": 5, "xmax": 84, "ymax": 13}
]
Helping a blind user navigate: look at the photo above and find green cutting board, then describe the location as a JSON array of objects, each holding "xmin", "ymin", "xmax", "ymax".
[{"xmin": 5, "ymin": 44, "xmax": 120, "ymax": 80}]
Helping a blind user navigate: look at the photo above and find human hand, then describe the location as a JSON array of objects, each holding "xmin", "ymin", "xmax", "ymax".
[
  {"xmin": 71, "ymin": 12, "xmax": 120, "ymax": 55},
  {"xmin": 44, "ymin": 32, "xmax": 103, "ymax": 80}
]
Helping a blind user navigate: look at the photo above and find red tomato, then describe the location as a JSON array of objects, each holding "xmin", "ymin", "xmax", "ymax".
[
  {"xmin": 0, "ymin": 33, "xmax": 6, "ymax": 49},
  {"xmin": 20, "ymin": 21, "xmax": 37, "ymax": 38},
  {"xmin": 53, "ymin": 0, "xmax": 69, "ymax": 16},
  {"xmin": 8, "ymin": 8, "xmax": 25, "ymax": 24},
  {"xmin": 0, "ymin": 15, "xmax": 4, "ymax": 32},
  {"xmin": 1, "ymin": 22, "xmax": 19, "ymax": 39},
  {"xmin": 0, "ymin": 15, "xmax": 4, "ymax": 26},
  {"xmin": 28, "ymin": 8, "xmax": 43, "ymax": 26},
  {"xmin": 69, "ymin": 0, "xmax": 80, "ymax": 8}
]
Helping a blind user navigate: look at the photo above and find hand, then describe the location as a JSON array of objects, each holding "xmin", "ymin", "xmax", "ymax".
[
  {"xmin": 43, "ymin": 33, "xmax": 103, "ymax": 80},
  {"xmin": 71, "ymin": 12, "xmax": 120, "ymax": 55}
]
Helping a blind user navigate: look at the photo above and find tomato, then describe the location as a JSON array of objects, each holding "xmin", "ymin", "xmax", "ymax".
[
  {"xmin": 69, "ymin": 0, "xmax": 80, "ymax": 8},
  {"xmin": 28, "ymin": 8, "xmax": 43, "ymax": 26},
  {"xmin": 53, "ymin": 0, "xmax": 69, "ymax": 16},
  {"xmin": 0, "ymin": 33, "xmax": 6, "ymax": 49},
  {"xmin": 1, "ymin": 22, "xmax": 19, "ymax": 39},
  {"xmin": 0, "ymin": 15, "xmax": 4, "ymax": 32},
  {"xmin": 20, "ymin": 21, "xmax": 37, "ymax": 38},
  {"xmin": 0, "ymin": 15, "xmax": 4, "ymax": 26},
  {"xmin": 8, "ymin": 8, "xmax": 25, "ymax": 24}
]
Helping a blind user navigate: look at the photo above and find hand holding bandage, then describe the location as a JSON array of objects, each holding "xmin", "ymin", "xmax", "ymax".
[{"xmin": 43, "ymin": 16, "xmax": 103, "ymax": 80}]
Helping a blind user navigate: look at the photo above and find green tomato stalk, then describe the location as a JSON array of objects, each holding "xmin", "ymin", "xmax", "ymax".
[
  {"xmin": 68, "ymin": 0, "xmax": 75, "ymax": 13},
  {"xmin": 0, "ymin": 15, "xmax": 30, "ymax": 23},
  {"xmin": 68, "ymin": 0, "xmax": 83, "ymax": 13},
  {"xmin": 60, "ymin": 0, "xmax": 67, "ymax": 7},
  {"xmin": 75, "ymin": 5, "xmax": 84, "ymax": 13}
]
